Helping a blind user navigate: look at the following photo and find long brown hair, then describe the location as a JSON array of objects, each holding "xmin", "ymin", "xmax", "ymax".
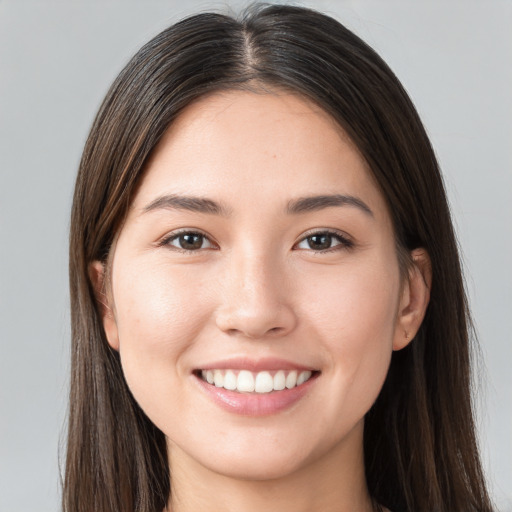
[{"xmin": 64, "ymin": 4, "xmax": 493, "ymax": 511}]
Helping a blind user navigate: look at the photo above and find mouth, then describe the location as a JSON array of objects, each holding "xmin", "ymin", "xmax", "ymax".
[
  {"xmin": 192, "ymin": 358, "xmax": 320, "ymax": 416},
  {"xmin": 194, "ymin": 368, "xmax": 318, "ymax": 394}
]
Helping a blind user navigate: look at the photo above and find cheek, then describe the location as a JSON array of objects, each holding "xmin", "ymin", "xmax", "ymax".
[
  {"xmin": 114, "ymin": 259, "xmax": 214, "ymax": 346},
  {"xmin": 298, "ymin": 258, "xmax": 400, "ymax": 407},
  {"xmin": 111, "ymin": 260, "xmax": 215, "ymax": 410}
]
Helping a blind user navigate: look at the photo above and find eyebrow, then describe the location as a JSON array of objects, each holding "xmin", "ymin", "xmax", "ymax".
[
  {"xmin": 142, "ymin": 194, "xmax": 231, "ymax": 216},
  {"xmin": 141, "ymin": 193, "xmax": 373, "ymax": 218},
  {"xmin": 286, "ymin": 194, "xmax": 374, "ymax": 217}
]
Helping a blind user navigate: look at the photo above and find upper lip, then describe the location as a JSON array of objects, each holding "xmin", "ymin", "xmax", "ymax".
[{"xmin": 195, "ymin": 357, "xmax": 317, "ymax": 373}]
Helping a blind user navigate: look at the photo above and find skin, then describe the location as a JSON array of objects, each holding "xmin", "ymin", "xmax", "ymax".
[{"xmin": 91, "ymin": 90, "xmax": 430, "ymax": 512}]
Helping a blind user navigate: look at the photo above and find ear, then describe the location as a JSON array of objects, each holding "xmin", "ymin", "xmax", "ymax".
[
  {"xmin": 89, "ymin": 261, "xmax": 120, "ymax": 351},
  {"xmin": 393, "ymin": 248, "xmax": 432, "ymax": 351}
]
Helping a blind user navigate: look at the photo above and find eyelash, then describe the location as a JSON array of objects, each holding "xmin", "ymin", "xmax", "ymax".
[
  {"xmin": 158, "ymin": 229, "xmax": 354, "ymax": 254},
  {"xmin": 158, "ymin": 229, "xmax": 217, "ymax": 254},
  {"xmin": 295, "ymin": 229, "xmax": 354, "ymax": 253}
]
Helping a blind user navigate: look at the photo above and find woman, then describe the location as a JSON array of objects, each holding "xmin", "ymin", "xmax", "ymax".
[{"xmin": 63, "ymin": 4, "xmax": 493, "ymax": 512}]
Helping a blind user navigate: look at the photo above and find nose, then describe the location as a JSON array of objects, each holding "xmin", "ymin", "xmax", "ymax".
[{"xmin": 214, "ymin": 251, "xmax": 298, "ymax": 339}]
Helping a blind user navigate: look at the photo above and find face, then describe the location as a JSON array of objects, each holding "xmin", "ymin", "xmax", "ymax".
[{"xmin": 96, "ymin": 90, "xmax": 420, "ymax": 481}]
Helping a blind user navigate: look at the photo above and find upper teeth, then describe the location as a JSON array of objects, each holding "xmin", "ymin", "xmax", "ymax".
[{"xmin": 200, "ymin": 369, "xmax": 313, "ymax": 393}]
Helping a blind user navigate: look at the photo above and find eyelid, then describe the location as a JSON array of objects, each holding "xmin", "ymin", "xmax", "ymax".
[
  {"xmin": 158, "ymin": 228, "xmax": 218, "ymax": 252},
  {"xmin": 157, "ymin": 227, "xmax": 354, "ymax": 253},
  {"xmin": 294, "ymin": 228, "xmax": 354, "ymax": 252}
]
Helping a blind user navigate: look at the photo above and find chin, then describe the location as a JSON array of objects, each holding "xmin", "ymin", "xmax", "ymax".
[
  {"xmin": 202, "ymin": 450, "xmax": 311, "ymax": 482},
  {"xmin": 179, "ymin": 427, "xmax": 332, "ymax": 482}
]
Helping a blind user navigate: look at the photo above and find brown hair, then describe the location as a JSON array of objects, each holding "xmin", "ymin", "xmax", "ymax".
[{"xmin": 64, "ymin": 4, "xmax": 493, "ymax": 511}]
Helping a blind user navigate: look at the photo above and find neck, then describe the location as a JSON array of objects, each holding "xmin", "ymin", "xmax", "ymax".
[{"xmin": 165, "ymin": 422, "xmax": 375, "ymax": 512}]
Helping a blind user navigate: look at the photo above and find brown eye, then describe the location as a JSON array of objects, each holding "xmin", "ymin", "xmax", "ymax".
[
  {"xmin": 178, "ymin": 233, "xmax": 204, "ymax": 250},
  {"xmin": 295, "ymin": 230, "xmax": 353, "ymax": 252},
  {"xmin": 306, "ymin": 234, "xmax": 333, "ymax": 250},
  {"xmin": 165, "ymin": 231, "xmax": 214, "ymax": 251}
]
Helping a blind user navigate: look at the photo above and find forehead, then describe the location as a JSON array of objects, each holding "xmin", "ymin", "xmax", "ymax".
[{"xmin": 131, "ymin": 89, "xmax": 387, "ymax": 221}]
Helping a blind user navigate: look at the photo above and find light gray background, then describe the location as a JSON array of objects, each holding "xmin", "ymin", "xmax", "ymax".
[{"xmin": 1, "ymin": 1, "xmax": 510, "ymax": 511}]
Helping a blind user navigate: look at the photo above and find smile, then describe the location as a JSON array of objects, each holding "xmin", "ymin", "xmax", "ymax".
[
  {"xmin": 192, "ymin": 357, "xmax": 320, "ymax": 416},
  {"xmin": 199, "ymin": 369, "xmax": 314, "ymax": 393}
]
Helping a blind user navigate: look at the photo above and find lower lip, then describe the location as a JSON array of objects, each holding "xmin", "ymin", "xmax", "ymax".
[{"xmin": 194, "ymin": 373, "xmax": 319, "ymax": 416}]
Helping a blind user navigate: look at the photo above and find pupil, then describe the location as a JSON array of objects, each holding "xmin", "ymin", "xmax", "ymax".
[
  {"xmin": 309, "ymin": 234, "xmax": 331, "ymax": 250},
  {"xmin": 180, "ymin": 233, "xmax": 202, "ymax": 250}
]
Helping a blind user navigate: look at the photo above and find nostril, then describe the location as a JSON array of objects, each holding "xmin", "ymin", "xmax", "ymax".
[{"xmin": 214, "ymin": 301, "xmax": 298, "ymax": 339}]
